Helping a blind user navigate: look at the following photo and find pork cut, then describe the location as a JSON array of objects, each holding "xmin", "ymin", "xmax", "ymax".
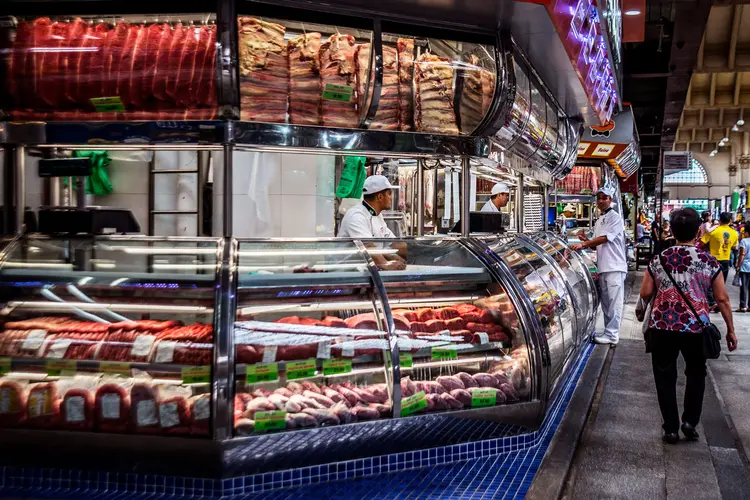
[
  {"xmin": 319, "ymin": 33, "xmax": 357, "ymax": 128},
  {"xmin": 288, "ymin": 32, "xmax": 322, "ymax": 125},
  {"xmin": 397, "ymin": 38, "xmax": 415, "ymax": 131},
  {"xmin": 458, "ymin": 54, "xmax": 495, "ymax": 133},
  {"xmin": 238, "ymin": 17, "xmax": 288, "ymax": 123},
  {"xmin": 355, "ymin": 43, "xmax": 399, "ymax": 130},
  {"xmin": 414, "ymin": 53, "xmax": 459, "ymax": 135}
]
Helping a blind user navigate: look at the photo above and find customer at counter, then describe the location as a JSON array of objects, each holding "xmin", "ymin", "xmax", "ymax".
[
  {"xmin": 337, "ymin": 175, "xmax": 407, "ymax": 270},
  {"xmin": 480, "ymin": 183, "xmax": 510, "ymax": 213},
  {"xmin": 570, "ymin": 186, "xmax": 627, "ymax": 346}
]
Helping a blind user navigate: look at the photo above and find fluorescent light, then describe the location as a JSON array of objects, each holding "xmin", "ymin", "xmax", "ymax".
[{"xmin": 625, "ymin": 9, "xmax": 641, "ymax": 15}]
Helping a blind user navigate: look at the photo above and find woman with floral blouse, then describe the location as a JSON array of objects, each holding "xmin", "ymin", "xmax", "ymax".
[{"xmin": 639, "ymin": 207, "xmax": 737, "ymax": 444}]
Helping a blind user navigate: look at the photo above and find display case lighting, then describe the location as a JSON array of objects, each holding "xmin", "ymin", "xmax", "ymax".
[{"xmin": 3, "ymin": 301, "xmax": 212, "ymax": 314}]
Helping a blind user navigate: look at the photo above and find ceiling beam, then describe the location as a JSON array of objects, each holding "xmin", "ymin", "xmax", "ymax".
[
  {"xmin": 735, "ymin": 73, "xmax": 743, "ymax": 106},
  {"xmin": 730, "ymin": 5, "xmax": 743, "ymax": 70},
  {"xmin": 685, "ymin": 103, "xmax": 748, "ymax": 111},
  {"xmin": 720, "ymin": 108, "xmax": 725, "ymax": 127},
  {"xmin": 710, "ymin": 73, "xmax": 717, "ymax": 106},
  {"xmin": 699, "ymin": 108, "xmax": 705, "ymax": 127},
  {"xmin": 697, "ymin": 33, "xmax": 705, "ymax": 72},
  {"xmin": 686, "ymin": 79, "xmax": 692, "ymax": 107}
]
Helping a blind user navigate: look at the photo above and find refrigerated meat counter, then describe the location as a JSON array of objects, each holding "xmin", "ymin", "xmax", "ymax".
[{"xmin": 0, "ymin": 231, "xmax": 597, "ymax": 475}]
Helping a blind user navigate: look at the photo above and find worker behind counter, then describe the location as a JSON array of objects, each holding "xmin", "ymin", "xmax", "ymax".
[
  {"xmin": 480, "ymin": 183, "xmax": 510, "ymax": 213},
  {"xmin": 337, "ymin": 175, "xmax": 407, "ymax": 271}
]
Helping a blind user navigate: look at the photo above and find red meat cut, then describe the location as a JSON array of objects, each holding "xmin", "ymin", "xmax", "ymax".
[
  {"xmin": 130, "ymin": 383, "xmax": 159, "ymax": 434},
  {"xmin": 95, "ymin": 384, "xmax": 131, "ymax": 432},
  {"xmin": 60, "ymin": 388, "xmax": 94, "ymax": 430},
  {"xmin": 26, "ymin": 382, "xmax": 60, "ymax": 428},
  {"xmin": 0, "ymin": 380, "xmax": 27, "ymax": 427}
]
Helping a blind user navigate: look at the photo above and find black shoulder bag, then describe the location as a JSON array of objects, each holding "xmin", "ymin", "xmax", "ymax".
[{"xmin": 659, "ymin": 255, "xmax": 722, "ymax": 359}]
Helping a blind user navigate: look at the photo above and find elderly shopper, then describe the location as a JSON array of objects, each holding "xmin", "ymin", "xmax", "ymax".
[{"xmin": 639, "ymin": 208, "xmax": 737, "ymax": 444}]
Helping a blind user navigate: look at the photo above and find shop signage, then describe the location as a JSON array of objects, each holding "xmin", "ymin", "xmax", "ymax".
[
  {"xmin": 578, "ymin": 142, "xmax": 591, "ymax": 155},
  {"xmin": 663, "ymin": 152, "xmax": 692, "ymax": 176},
  {"xmin": 591, "ymin": 144, "xmax": 615, "ymax": 156}
]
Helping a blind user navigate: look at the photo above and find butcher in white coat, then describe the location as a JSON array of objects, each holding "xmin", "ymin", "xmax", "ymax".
[{"xmin": 480, "ymin": 183, "xmax": 510, "ymax": 213}]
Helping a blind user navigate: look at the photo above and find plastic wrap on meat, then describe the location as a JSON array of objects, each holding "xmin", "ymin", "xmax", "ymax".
[
  {"xmin": 236, "ymin": 345, "xmax": 262, "ymax": 364},
  {"xmin": 410, "ymin": 322, "xmax": 429, "ymax": 333},
  {"xmin": 422, "ymin": 381, "xmax": 447, "ymax": 394},
  {"xmin": 436, "ymin": 376, "xmax": 465, "ymax": 392},
  {"xmin": 322, "ymin": 387, "xmax": 348, "ymax": 406},
  {"xmin": 26, "ymin": 382, "xmax": 60, "ymax": 428},
  {"xmin": 397, "ymin": 38, "xmax": 415, "ymax": 131},
  {"xmin": 415, "ymin": 308, "xmax": 435, "ymax": 322},
  {"xmin": 302, "ymin": 390, "xmax": 334, "ymax": 408},
  {"xmin": 499, "ymin": 383, "xmax": 519, "ymax": 402},
  {"xmin": 0, "ymin": 329, "xmax": 49, "ymax": 357},
  {"xmin": 370, "ymin": 403, "xmax": 391, "ymax": 417},
  {"xmin": 95, "ymin": 383, "xmax": 130, "ymax": 432},
  {"xmin": 0, "ymin": 380, "xmax": 27, "ymax": 427},
  {"xmin": 302, "ymin": 408, "xmax": 340, "ymax": 426},
  {"xmin": 350, "ymin": 404, "xmax": 379, "ymax": 421},
  {"xmin": 355, "ymin": 43, "xmax": 399, "ymax": 130},
  {"xmin": 393, "ymin": 309, "xmax": 418, "ymax": 323},
  {"xmin": 300, "ymin": 382, "xmax": 322, "ymax": 394},
  {"xmin": 189, "ymin": 394, "xmax": 211, "ymax": 436},
  {"xmin": 131, "ymin": 383, "xmax": 159, "ymax": 434},
  {"xmin": 435, "ymin": 307, "xmax": 460, "ymax": 320},
  {"xmin": 290, "ymin": 394, "xmax": 324, "ymax": 410},
  {"xmin": 472, "ymin": 373, "xmax": 500, "ymax": 388},
  {"xmin": 274, "ymin": 387, "xmax": 294, "ymax": 398},
  {"xmin": 244, "ymin": 398, "xmax": 276, "ymax": 419},
  {"xmin": 369, "ymin": 384, "xmax": 389, "ymax": 404},
  {"xmin": 391, "ymin": 314, "xmax": 411, "ymax": 332},
  {"xmin": 335, "ymin": 386, "xmax": 362, "ymax": 406},
  {"xmin": 445, "ymin": 318, "xmax": 466, "ymax": 332},
  {"xmin": 461, "ymin": 312, "xmax": 482, "ymax": 323},
  {"xmin": 352, "ymin": 387, "xmax": 381, "ymax": 404},
  {"xmin": 400, "ymin": 377, "xmax": 417, "ymax": 397},
  {"xmin": 252, "ymin": 388, "xmax": 272, "ymax": 398},
  {"xmin": 268, "ymin": 393, "xmax": 290, "ymax": 412},
  {"xmin": 330, "ymin": 402, "xmax": 354, "ymax": 423},
  {"xmin": 288, "ymin": 32, "xmax": 322, "ymax": 125},
  {"xmin": 235, "ymin": 418, "xmax": 255, "ymax": 434},
  {"xmin": 424, "ymin": 319, "xmax": 447, "ymax": 333},
  {"xmin": 450, "ymin": 389, "xmax": 472, "ymax": 407},
  {"xmin": 455, "ymin": 372, "xmax": 478, "ymax": 388},
  {"xmin": 159, "ymin": 396, "xmax": 191, "ymax": 434},
  {"xmin": 439, "ymin": 392, "xmax": 463, "ymax": 410},
  {"xmin": 321, "ymin": 316, "xmax": 347, "ymax": 328},
  {"xmin": 285, "ymin": 412, "xmax": 317, "ymax": 429},
  {"xmin": 414, "ymin": 53, "xmax": 459, "ymax": 134},
  {"xmin": 286, "ymin": 382, "xmax": 305, "ymax": 394},
  {"xmin": 319, "ymin": 34, "xmax": 357, "ymax": 128}
]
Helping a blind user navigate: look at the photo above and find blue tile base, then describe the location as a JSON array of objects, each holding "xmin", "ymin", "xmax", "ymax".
[{"xmin": 0, "ymin": 343, "xmax": 593, "ymax": 500}]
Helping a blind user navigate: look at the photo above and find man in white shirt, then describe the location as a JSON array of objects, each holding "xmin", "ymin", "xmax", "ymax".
[
  {"xmin": 338, "ymin": 175, "xmax": 406, "ymax": 270},
  {"xmin": 570, "ymin": 186, "xmax": 627, "ymax": 345},
  {"xmin": 480, "ymin": 183, "xmax": 510, "ymax": 213}
]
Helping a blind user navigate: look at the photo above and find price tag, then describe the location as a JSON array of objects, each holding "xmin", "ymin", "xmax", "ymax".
[
  {"xmin": 399, "ymin": 353, "xmax": 413, "ymax": 368},
  {"xmin": 400, "ymin": 391, "xmax": 427, "ymax": 417},
  {"xmin": 246, "ymin": 363, "xmax": 279, "ymax": 384},
  {"xmin": 262, "ymin": 346, "xmax": 277, "ymax": 363},
  {"xmin": 322, "ymin": 84, "xmax": 353, "ymax": 102},
  {"xmin": 0, "ymin": 357, "xmax": 10, "ymax": 375},
  {"xmin": 322, "ymin": 359, "xmax": 352, "ymax": 376},
  {"xmin": 22, "ymin": 330, "xmax": 46, "ymax": 352},
  {"xmin": 471, "ymin": 389, "xmax": 497, "ymax": 408},
  {"xmin": 476, "ymin": 332, "xmax": 489, "ymax": 345},
  {"xmin": 46, "ymin": 339, "xmax": 72, "ymax": 359},
  {"xmin": 254, "ymin": 410, "xmax": 287, "ymax": 432},
  {"xmin": 90, "ymin": 96, "xmax": 126, "ymax": 112},
  {"xmin": 286, "ymin": 359, "xmax": 317, "ymax": 380},
  {"xmin": 99, "ymin": 362, "xmax": 131, "ymax": 376},
  {"xmin": 46, "ymin": 359, "xmax": 76, "ymax": 377},
  {"xmin": 316, "ymin": 341, "xmax": 331, "ymax": 360},
  {"xmin": 181, "ymin": 365, "xmax": 211, "ymax": 384},
  {"xmin": 431, "ymin": 347, "xmax": 458, "ymax": 361},
  {"xmin": 130, "ymin": 335, "xmax": 155, "ymax": 357},
  {"xmin": 441, "ymin": 218, "xmax": 451, "ymax": 229}
]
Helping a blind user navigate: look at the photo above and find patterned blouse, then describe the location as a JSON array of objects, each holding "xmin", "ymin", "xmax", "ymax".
[{"xmin": 647, "ymin": 245, "xmax": 721, "ymax": 333}]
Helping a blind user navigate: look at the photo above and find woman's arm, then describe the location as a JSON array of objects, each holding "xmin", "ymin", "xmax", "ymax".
[
  {"xmin": 712, "ymin": 275, "xmax": 738, "ymax": 351},
  {"xmin": 738, "ymin": 246, "xmax": 746, "ymax": 271},
  {"xmin": 640, "ymin": 271, "xmax": 655, "ymax": 301}
]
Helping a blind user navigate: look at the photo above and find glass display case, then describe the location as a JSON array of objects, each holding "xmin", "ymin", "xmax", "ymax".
[
  {"xmin": 0, "ymin": 236, "xmax": 220, "ymax": 436},
  {"xmin": 0, "ymin": 14, "xmax": 218, "ymax": 121}
]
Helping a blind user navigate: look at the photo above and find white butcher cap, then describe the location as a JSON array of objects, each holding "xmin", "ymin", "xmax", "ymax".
[
  {"xmin": 491, "ymin": 182, "xmax": 510, "ymax": 195},
  {"xmin": 362, "ymin": 175, "xmax": 399, "ymax": 195},
  {"xmin": 596, "ymin": 186, "xmax": 615, "ymax": 198}
]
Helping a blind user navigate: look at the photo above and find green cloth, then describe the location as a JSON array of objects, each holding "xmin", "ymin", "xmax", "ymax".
[
  {"xmin": 336, "ymin": 156, "xmax": 366, "ymax": 199},
  {"xmin": 69, "ymin": 150, "xmax": 113, "ymax": 195}
]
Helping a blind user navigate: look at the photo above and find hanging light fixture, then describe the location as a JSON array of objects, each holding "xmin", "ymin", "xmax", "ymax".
[{"xmin": 733, "ymin": 125, "xmax": 740, "ymax": 132}]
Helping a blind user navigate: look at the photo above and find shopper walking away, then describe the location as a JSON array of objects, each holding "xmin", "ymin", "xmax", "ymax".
[
  {"xmin": 639, "ymin": 208, "xmax": 737, "ymax": 444},
  {"xmin": 570, "ymin": 186, "xmax": 627, "ymax": 345},
  {"xmin": 701, "ymin": 212, "xmax": 739, "ymax": 310},
  {"xmin": 736, "ymin": 222, "xmax": 750, "ymax": 312}
]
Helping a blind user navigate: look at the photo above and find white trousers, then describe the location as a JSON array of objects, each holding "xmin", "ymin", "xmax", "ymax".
[{"xmin": 599, "ymin": 271, "xmax": 626, "ymax": 341}]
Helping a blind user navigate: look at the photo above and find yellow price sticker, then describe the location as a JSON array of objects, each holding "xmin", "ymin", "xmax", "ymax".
[
  {"xmin": 99, "ymin": 362, "xmax": 131, "ymax": 376},
  {"xmin": 182, "ymin": 365, "xmax": 211, "ymax": 384},
  {"xmin": 46, "ymin": 359, "xmax": 76, "ymax": 377},
  {"xmin": 246, "ymin": 363, "xmax": 279, "ymax": 384}
]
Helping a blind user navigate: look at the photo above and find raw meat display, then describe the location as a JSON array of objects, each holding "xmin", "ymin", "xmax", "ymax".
[
  {"xmin": 397, "ymin": 38, "xmax": 415, "ymax": 131},
  {"xmin": 189, "ymin": 394, "xmax": 211, "ymax": 436},
  {"xmin": 95, "ymin": 382, "xmax": 131, "ymax": 432},
  {"xmin": 319, "ymin": 33, "xmax": 358, "ymax": 128},
  {"xmin": 6, "ymin": 18, "xmax": 218, "ymax": 120},
  {"xmin": 60, "ymin": 386, "xmax": 95, "ymax": 431},
  {"xmin": 458, "ymin": 55, "xmax": 495, "ymax": 133},
  {"xmin": 414, "ymin": 53, "xmax": 459, "ymax": 135},
  {"xmin": 0, "ymin": 380, "xmax": 27, "ymax": 427},
  {"xmin": 131, "ymin": 382, "xmax": 160, "ymax": 434},
  {"xmin": 238, "ymin": 17, "xmax": 288, "ymax": 123},
  {"xmin": 288, "ymin": 32, "xmax": 322, "ymax": 125},
  {"xmin": 158, "ymin": 387, "xmax": 191, "ymax": 434},
  {"xmin": 556, "ymin": 166, "xmax": 600, "ymax": 194},
  {"xmin": 355, "ymin": 43, "xmax": 399, "ymax": 130},
  {"xmin": 0, "ymin": 329, "xmax": 49, "ymax": 357},
  {"xmin": 26, "ymin": 382, "xmax": 60, "ymax": 428}
]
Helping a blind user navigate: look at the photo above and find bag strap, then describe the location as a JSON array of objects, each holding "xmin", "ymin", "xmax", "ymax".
[{"xmin": 659, "ymin": 254, "xmax": 707, "ymax": 327}]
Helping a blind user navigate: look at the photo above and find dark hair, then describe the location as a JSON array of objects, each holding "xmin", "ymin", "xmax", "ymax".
[
  {"xmin": 670, "ymin": 208, "xmax": 701, "ymax": 242},
  {"xmin": 744, "ymin": 222, "xmax": 750, "ymax": 236},
  {"xmin": 701, "ymin": 211, "xmax": 711, "ymax": 221},
  {"xmin": 720, "ymin": 212, "xmax": 732, "ymax": 224}
]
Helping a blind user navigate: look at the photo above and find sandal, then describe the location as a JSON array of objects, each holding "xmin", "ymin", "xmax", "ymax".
[{"xmin": 736, "ymin": 309, "xmax": 747, "ymax": 313}]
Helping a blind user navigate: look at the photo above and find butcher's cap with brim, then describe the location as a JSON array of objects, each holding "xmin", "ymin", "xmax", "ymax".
[
  {"xmin": 596, "ymin": 186, "xmax": 615, "ymax": 198},
  {"xmin": 362, "ymin": 175, "xmax": 400, "ymax": 195},
  {"xmin": 491, "ymin": 182, "xmax": 510, "ymax": 195}
]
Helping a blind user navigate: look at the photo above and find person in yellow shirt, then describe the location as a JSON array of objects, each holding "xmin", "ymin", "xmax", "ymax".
[{"xmin": 701, "ymin": 211, "xmax": 739, "ymax": 284}]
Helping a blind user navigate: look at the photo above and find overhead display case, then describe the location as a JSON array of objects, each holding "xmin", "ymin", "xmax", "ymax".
[{"xmin": 0, "ymin": 236, "xmax": 220, "ymax": 436}]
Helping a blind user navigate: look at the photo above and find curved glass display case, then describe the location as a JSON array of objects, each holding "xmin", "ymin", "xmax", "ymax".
[{"xmin": 0, "ymin": 236, "xmax": 220, "ymax": 436}]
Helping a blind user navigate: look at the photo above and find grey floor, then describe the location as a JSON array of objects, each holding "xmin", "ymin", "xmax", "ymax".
[{"xmin": 564, "ymin": 271, "xmax": 750, "ymax": 499}]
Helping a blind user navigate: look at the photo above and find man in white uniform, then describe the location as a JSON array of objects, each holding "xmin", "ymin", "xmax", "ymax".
[
  {"xmin": 480, "ymin": 183, "xmax": 510, "ymax": 213},
  {"xmin": 338, "ymin": 175, "xmax": 406, "ymax": 270},
  {"xmin": 570, "ymin": 186, "xmax": 627, "ymax": 345}
]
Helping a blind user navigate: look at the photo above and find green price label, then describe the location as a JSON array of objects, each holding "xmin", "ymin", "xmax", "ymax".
[
  {"xmin": 254, "ymin": 410, "xmax": 287, "ymax": 432},
  {"xmin": 322, "ymin": 84, "xmax": 353, "ymax": 102},
  {"xmin": 46, "ymin": 359, "xmax": 76, "ymax": 377},
  {"xmin": 99, "ymin": 362, "xmax": 131, "ymax": 376},
  {"xmin": 471, "ymin": 389, "xmax": 497, "ymax": 408},
  {"xmin": 246, "ymin": 363, "xmax": 279, "ymax": 384},
  {"xmin": 182, "ymin": 365, "xmax": 211, "ymax": 384},
  {"xmin": 399, "ymin": 353, "xmax": 413, "ymax": 368},
  {"xmin": 322, "ymin": 359, "xmax": 352, "ymax": 376},
  {"xmin": 0, "ymin": 357, "xmax": 10, "ymax": 375},
  {"xmin": 431, "ymin": 348, "xmax": 458, "ymax": 361},
  {"xmin": 90, "ymin": 96, "xmax": 126, "ymax": 112},
  {"xmin": 286, "ymin": 359, "xmax": 317, "ymax": 380},
  {"xmin": 401, "ymin": 391, "xmax": 428, "ymax": 417}
]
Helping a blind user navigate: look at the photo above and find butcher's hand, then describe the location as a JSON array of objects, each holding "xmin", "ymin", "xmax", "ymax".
[
  {"xmin": 381, "ymin": 260, "xmax": 406, "ymax": 271},
  {"xmin": 577, "ymin": 232, "xmax": 589, "ymax": 242},
  {"xmin": 569, "ymin": 243, "xmax": 583, "ymax": 251},
  {"xmin": 727, "ymin": 330, "xmax": 738, "ymax": 352}
]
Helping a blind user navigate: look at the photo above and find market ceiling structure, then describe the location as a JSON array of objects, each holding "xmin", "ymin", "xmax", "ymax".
[
  {"xmin": 622, "ymin": 0, "xmax": 711, "ymax": 193},
  {"xmin": 674, "ymin": 4, "xmax": 750, "ymax": 161}
]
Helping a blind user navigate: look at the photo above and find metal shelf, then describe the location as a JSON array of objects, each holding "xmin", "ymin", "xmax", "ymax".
[{"xmin": 3, "ymin": 357, "xmax": 202, "ymax": 375}]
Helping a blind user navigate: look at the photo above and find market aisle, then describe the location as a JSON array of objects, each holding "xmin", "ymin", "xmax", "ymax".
[{"xmin": 564, "ymin": 271, "xmax": 750, "ymax": 500}]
